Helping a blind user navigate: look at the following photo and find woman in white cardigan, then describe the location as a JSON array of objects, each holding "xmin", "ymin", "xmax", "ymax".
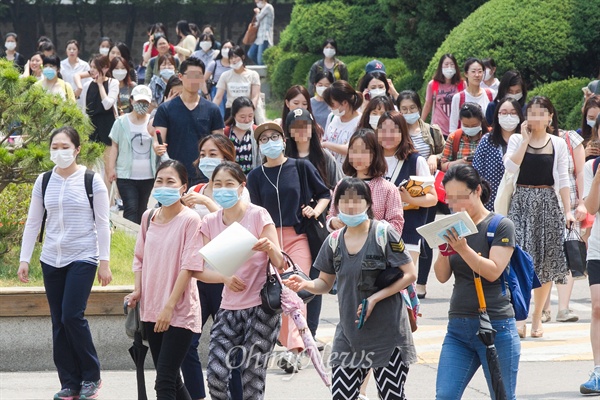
[{"xmin": 504, "ymin": 96, "xmax": 575, "ymax": 339}]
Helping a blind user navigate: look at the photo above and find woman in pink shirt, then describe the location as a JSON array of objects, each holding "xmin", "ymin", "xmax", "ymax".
[
  {"xmin": 202, "ymin": 161, "xmax": 286, "ymax": 400},
  {"xmin": 126, "ymin": 160, "xmax": 236, "ymax": 400}
]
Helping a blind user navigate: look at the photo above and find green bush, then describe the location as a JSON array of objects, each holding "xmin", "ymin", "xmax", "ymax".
[
  {"xmin": 565, "ymin": 102, "xmax": 585, "ymax": 132},
  {"xmin": 422, "ymin": 0, "xmax": 600, "ymax": 91},
  {"xmin": 345, "ymin": 57, "xmax": 423, "ymax": 95},
  {"xmin": 528, "ymin": 78, "xmax": 589, "ymax": 129},
  {"xmin": 278, "ymin": 0, "xmax": 396, "ymax": 58},
  {"xmin": 269, "ymin": 52, "xmax": 303, "ymax": 100},
  {"xmin": 0, "ymin": 183, "xmax": 32, "ymax": 256}
]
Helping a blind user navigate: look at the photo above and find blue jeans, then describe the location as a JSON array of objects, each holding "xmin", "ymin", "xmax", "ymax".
[
  {"xmin": 436, "ymin": 317, "xmax": 520, "ymax": 400},
  {"xmin": 42, "ymin": 260, "xmax": 101, "ymax": 390},
  {"xmin": 248, "ymin": 40, "xmax": 269, "ymax": 65},
  {"xmin": 210, "ymin": 86, "xmax": 227, "ymax": 120}
]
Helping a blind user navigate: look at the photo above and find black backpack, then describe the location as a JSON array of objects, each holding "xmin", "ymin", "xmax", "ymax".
[{"xmin": 38, "ymin": 169, "xmax": 95, "ymax": 242}]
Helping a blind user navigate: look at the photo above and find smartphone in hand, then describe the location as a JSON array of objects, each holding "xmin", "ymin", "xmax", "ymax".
[{"xmin": 357, "ymin": 298, "xmax": 369, "ymax": 329}]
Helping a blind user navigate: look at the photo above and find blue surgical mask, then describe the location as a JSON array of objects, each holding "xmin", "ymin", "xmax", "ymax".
[
  {"xmin": 153, "ymin": 186, "xmax": 182, "ymax": 207},
  {"xmin": 43, "ymin": 67, "xmax": 56, "ymax": 80},
  {"xmin": 213, "ymin": 186, "xmax": 241, "ymax": 209},
  {"xmin": 403, "ymin": 112, "xmax": 420, "ymax": 125},
  {"xmin": 462, "ymin": 125, "xmax": 482, "ymax": 137},
  {"xmin": 160, "ymin": 69, "xmax": 175, "ymax": 80},
  {"xmin": 587, "ymin": 119, "xmax": 596, "ymax": 128},
  {"xmin": 199, "ymin": 157, "xmax": 222, "ymax": 179},
  {"xmin": 260, "ymin": 138, "xmax": 285, "ymax": 159},
  {"xmin": 338, "ymin": 209, "xmax": 369, "ymax": 227}
]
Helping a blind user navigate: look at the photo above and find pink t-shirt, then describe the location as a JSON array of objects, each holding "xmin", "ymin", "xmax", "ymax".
[
  {"xmin": 200, "ymin": 204, "xmax": 274, "ymax": 310},
  {"xmin": 425, "ymin": 80, "xmax": 464, "ymax": 137},
  {"xmin": 133, "ymin": 207, "xmax": 204, "ymax": 333}
]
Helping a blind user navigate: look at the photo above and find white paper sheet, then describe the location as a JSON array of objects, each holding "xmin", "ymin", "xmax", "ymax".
[
  {"xmin": 199, "ymin": 222, "xmax": 258, "ymax": 277},
  {"xmin": 416, "ymin": 211, "xmax": 478, "ymax": 248}
]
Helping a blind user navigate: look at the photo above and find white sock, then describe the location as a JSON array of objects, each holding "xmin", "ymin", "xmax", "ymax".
[{"xmin": 594, "ymin": 365, "xmax": 600, "ymax": 373}]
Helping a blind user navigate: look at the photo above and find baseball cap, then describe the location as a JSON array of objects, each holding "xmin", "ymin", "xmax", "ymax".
[
  {"xmin": 254, "ymin": 122, "xmax": 284, "ymax": 142},
  {"xmin": 285, "ymin": 108, "xmax": 313, "ymax": 134},
  {"xmin": 365, "ymin": 59, "xmax": 386, "ymax": 74},
  {"xmin": 131, "ymin": 85, "xmax": 152, "ymax": 103}
]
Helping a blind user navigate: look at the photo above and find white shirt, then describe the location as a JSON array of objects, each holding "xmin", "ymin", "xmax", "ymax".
[
  {"xmin": 20, "ymin": 166, "xmax": 111, "ymax": 267},
  {"xmin": 127, "ymin": 117, "xmax": 154, "ymax": 180},
  {"xmin": 323, "ymin": 113, "xmax": 361, "ymax": 166},
  {"xmin": 80, "ymin": 78, "xmax": 119, "ymax": 114},
  {"xmin": 60, "ymin": 57, "xmax": 91, "ymax": 90},
  {"xmin": 584, "ymin": 159, "xmax": 600, "ymax": 260},
  {"xmin": 449, "ymin": 89, "xmax": 495, "ymax": 133}
]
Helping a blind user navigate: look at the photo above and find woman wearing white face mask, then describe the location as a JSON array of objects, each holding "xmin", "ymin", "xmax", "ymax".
[
  {"xmin": 205, "ymin": 40, "xmax": 233, "ymax": 118},
  {"xmin": 358, "ymin": 71, "xmax": 396, "ymax": 112},
  {"xmin": 307, "ymin": 38, "xmax": 349, "ymax": 96},
  {"xmin": 322, "ymin": 80, "xmax": 364, "ymax": 166},
  {"xmin": 422, "ymin": 54, "xmax": 466, "ymax": 137},
  {"xmin": 224, "ymin": 96, "xmax": 260, "ymax": 174},
  {"xmin": 18, "ymin": 126, "xmax": 112, "ymax": 400},
  {"xmin": 485, "ymin": 70, "xmax": 528, "ymax": 125},
  {"xmin": 107, "ymin": 85, "xmax": 155, "ymax": 224},
  {"xmin": 247, "ymin": 122, "xmax": 331, "ymax": 373},
  {"xmin": 481, "ymin": 57, "xmax": 500, "ymax": 93},
  {"xmin": 2, "ymin": 32, "xmax": 26, "ymax": 72},
  {"xmin": 191, "ymin": 33, "xmax": 219, "ymax": 71},
  {"xmin": 148, "ymin": 54, "xmax": 178, "ymax": 108},
  {"xmin": 174, "ymin": 20, "xmax": 197, "ymax": 62},
  {"xmin": 358, "ymin": 94, "xmax": 395, "ymax": 130},
  {"xmin": 473, "ymin": 97, "xmax": 524, "ymax": 212},
  {"xmin": 212, "ymin": 46, "xmax": 261, "ymax": 120},
  {"xmin": 98, "ymin": 37, "xmax": 112, "ymax": 57},
  {"xmin": 110, "ymin": 56, "xmax": 137, "ymax": 115},
  {"xmin": 310, "ymin": 70, "xmax": 334, "ymax": 130}
]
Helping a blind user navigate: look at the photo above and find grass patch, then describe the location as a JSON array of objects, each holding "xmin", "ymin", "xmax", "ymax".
[
  {"xmin": 265, "ymin": 100, "xmax": 283, "ymax": 121},
  {"xmin": 0, "ymin": 229, "xmax": 137, "ymax": 287}
]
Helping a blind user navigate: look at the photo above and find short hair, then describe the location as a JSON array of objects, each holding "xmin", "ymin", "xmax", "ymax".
[
  {"xmin": 229, "ymin": 45, "xmax": 246, "ymax": 62},
  {"xmin": 442, "ymin": 164, "xmax": 491, "ymax": 205},
  {"xmin": 42, "ymin": 55, "xmax": 61, "ymax": 69},
  {"xmin": 312, "ymin": 70, "xmax": 334, "ymax": 86},
  {"xmin": 333, "ymin": 177, "xmax": 374, "ymax": 219},
  {"xmin": 38, "ymin": 41, "xmax": 55, "ymax": 53},
  {"xmin": 482, "ymin": 57, "xmax": 497, "ymax": 70},
  {"xmin": 49, "ymin": 126, "xmax": 80, "ymax": 148},
  {"xmin": 156, "ymin": 160, "xmax": 188, "ymax": 189},
  {"xmin": 396, "ymin": 90, "xmax": 423, "ymax": 113},
  {"xmin": 180, "ymin": 56, "xmax": 205, "ymax": 74},
  {"xmin": 90, "ymin": 54, "xmax": 110, "ymax": 71},
  {"xmin": 463, "ymin": 57, "xmax": 485, "ymax": 75},
  {"xmin": 225, "ymin": 96, "xmax": 255, "ymax": 126},
  {"xmin": 459, "ymin": 102, "xmax": 489, "ymax": 132},
  {"xmin": 358, "ymin": 95, "xmax": 395, "ymax": 129},
  {"xmin": 5, "ymin": 32, "xmax": 17, "ymax": 42},
  {"xmin": 157, "ymin": 54, "xmax": 177, "ymax": 69},
  {"xmin": 213, "ymin": 161, "xmax": 247, "ymax": 184},
  {"xmin": 342, "ymin": 128, "xmax": 387, "ymax": 178},
  {"xmin": 358, "ymin": 71, "xmax": 390, "ymax": 95},
  {"xmin": 322, "ymin": 38, "xmax": 338, "ymax": 53}
]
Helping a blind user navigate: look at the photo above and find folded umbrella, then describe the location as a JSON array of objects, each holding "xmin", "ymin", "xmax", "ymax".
[{"xmin": 128, "ymin": 331, "xmax": 149, "ymax": 400}]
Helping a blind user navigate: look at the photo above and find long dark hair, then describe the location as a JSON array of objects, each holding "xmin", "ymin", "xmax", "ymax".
[
  {"xmin": 581, "ymin": 95, "xmax": 600, "ymax": 144},
  {"xmin": 225, "ymin": 96, "xmax": 255, "ymax": 127},
  {"xmin": 342, "ymin": 128, "xmax": 387, "ymax": 178},
  {"xmin": 281, "ymin": 85, "xmax": 313, "ymax": 132},
  {"xmin": 323, "ymin": 80, "xmax": 363, "ymax": 112},
  {"xmin": 333, "ymin": 177, "xmax": 374, "ymax": 219},
  {"xmin": 459, "ymin": 102, "xmax": 489, "ymax": 133},
  {"xmin": 109, "ymin": 56, "xmax": 133, "ymax": 86},
  {"xmin": 284, "ymin": 113, "xmax": 331, "ymax": 189},
  {"xmin": 358, "ymin": 96, "xmax": 394, "ymax": 129},
  {"xmin": 490, "ymin": 97, "xmax": 523, "ymax": 147},
  {"xmin": 442, "ymin": 164, "xmax": 491, "ymax": 205},
  {"xmin": 433, "ymin": 53, "xmax": 462, "ymax": 85},
  {"xmin": 377, "ymin": 111, "xmax": 415, "ymax": 161},
  {"xmin": 495, "ymin": 70, "xmax": 527, "ymax": 108}
]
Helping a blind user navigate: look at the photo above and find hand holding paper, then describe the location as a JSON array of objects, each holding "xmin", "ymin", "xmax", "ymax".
[
  {"xmin": 416, "ymin": 211, "xmax": 478, "ymax": 248},
  {"xmin": 199, "ymin": 222, "xmax": 258, "ymax": 277}
]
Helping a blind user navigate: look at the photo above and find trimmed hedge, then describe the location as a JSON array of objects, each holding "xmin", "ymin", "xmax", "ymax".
[
  {"xmin": 528, "ymin": 78, "xmax": 589, "ymax": 130},
  {"xmin": 422, "ymin": 0, "xmax": 600, "ymax": 91}
]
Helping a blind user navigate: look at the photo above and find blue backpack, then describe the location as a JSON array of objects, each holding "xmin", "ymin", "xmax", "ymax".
[{"xmin": 486, "ymin": 214, "xmax": 541, "ymax": 321}]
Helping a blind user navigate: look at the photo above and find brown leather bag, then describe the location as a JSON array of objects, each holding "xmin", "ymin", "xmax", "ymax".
[{"xmin": 243, "ymin": 16, "xmax": 258, "ymax": 45}]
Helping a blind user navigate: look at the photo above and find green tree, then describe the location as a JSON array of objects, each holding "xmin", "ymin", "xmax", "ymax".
[{"xmin": 0, "ymin": 59, "xmax": 101, "ymax": 194}]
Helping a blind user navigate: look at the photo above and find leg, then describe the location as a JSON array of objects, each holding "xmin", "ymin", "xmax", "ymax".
[
  {"xmin": 256, "ymin": 41, "xmax": 269, "ymax": 66},
  {"xmin": 331, "ymin": 365, "xmax": 368, "ymax": 400},
  {"xmin": 417, "ymin": 207, "xmax": 436, "ymax": 286},
  {"xmin": 181, "ymin": 332, "xmax": 204, "ymax": 400},
  {"xmin": 531, "ymin": 281, "xmax": 553, "ymax": 336},
  {"xmin": 373, "ymin": 348, "xmax": 410, "ymax": 400},
  {"xmin": 42, "ymin": 262, "xmax": 80, "ymax": 390},
  {"xmin": 436, "ymin": 319, "xmax": 481, "ymax": 400},
  {"xmin": 136, "ymin": 179, "xmax": 155, "ymax": 224},
  {"xmin": 359, "ymin": 370, "xmax": 371, "ymax": 398},
  {"xmin": 103, "ymin": 146, "xmax": 111, "ymax": 189},
  {"xmin": 581, "ymin": 259, "xmax": 600, "ymax": 394},
  {"xmin": 247, "ymin": 44, "xmax": 258, "ymax": 65},
  {"xmin": 556, "ymin": 271, "xmax": 578, "ymax": 322},
  {"xmin": 117, "ymin": 178, "xmax": 140, "ymax": 224},
  {"xmin": 60, "ymin": 261, "xmax": 101, "ymax": 383}
]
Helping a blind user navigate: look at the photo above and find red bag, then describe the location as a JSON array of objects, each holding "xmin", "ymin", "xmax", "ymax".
[{"xmin": 434, "ymin": 170, "xmax": 446, "ymax": 204}]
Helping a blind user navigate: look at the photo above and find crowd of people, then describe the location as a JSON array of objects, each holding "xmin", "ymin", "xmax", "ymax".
[{"xmin": 5, "ymin": 13, "xmax": 600, "ymax": 400}]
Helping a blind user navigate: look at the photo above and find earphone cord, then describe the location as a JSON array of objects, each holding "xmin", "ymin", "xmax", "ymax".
[{"xmin": 261, "ymin": 163, "xmax": 284, "ymax": 248}]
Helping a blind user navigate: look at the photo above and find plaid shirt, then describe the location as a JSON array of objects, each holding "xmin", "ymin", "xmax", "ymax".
[
  {"xmin": 560, "ymin": 129, "xmax": 584, "ymax": 217},
  {"xmin": 327, "ymin": 177, "xmax": 404, "ymax": 235},
  {"xmin": 441, "ymin": 130, "xmax": 482, "ymax": 165}
]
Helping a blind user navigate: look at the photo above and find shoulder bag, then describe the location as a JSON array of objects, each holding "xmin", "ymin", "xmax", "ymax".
[{"xmin": 242, "ymin": 16, "xmax": 258, "ymax": 45}]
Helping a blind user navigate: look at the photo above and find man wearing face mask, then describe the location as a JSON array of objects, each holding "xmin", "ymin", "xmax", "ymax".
[
  {"xmin": 247, "ymin": 0, "xmax": 274, "ymax": 65},
  {"xmin": 107, "ymin": 85, "xmax": 157, "ymax": 224},
  {"xmin": 153, "ymin": 57, "xmax": 224, "ymax": 186}
]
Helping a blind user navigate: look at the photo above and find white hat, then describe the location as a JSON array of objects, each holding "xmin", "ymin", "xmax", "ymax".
[{"xmin": 131, "ymin": 85, "xmax": 152, "ymax": 103}]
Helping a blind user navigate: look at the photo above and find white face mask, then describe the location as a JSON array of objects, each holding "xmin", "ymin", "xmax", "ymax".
[
  {"xmin": 5, "ymin": 42, "xmax": 16, "ymax": 51},
  {"xmin": 462, "ymin": 125, "xmax": 482, "ymax": 137},
  {"xmin": 50, "ymin": 149, "xmax": 76, "ymax": 169},
  {"xmin": 332, "ymin": 107, "xmax": 346, "ymax": 117},
  {"xmin": 236, "ymin": 120, "xmax": 253, "ymax": 131},
  {"xmin": 200, "ymin": 41, "xmax": 212, "ymax": 52},
  {"xmin": 442, "ymin": 67, "xmax": 456, "ymax": 79},
  {"xmin": 257, "ymin": 1, "xmax": 265, "ymax": 8},
  {"xmin": 323, "ymin": 48, "xmax": 336, "ymax": 58},
  {"xmin": 587, "ymin": 119, "xmax": 596, "ymax": 128},
  {"xmin": 484, "ymin": 68, "xmax": 493, "ymax": 81},
  {"xmin": 369, "ymin": 115, "xmax": 380, "ymax": 129},
  {"xmin": 506, "ymin": 92, "xmax": 523, "ymax": 101},
  {"xmin": 221, "ymin": 48, "xmax": 230, "ymax": 59},
  {"xmin": 99, "ymin": 47, "xmax": 109, "ymax": 56},
  {"xmin": 369, "ymin": 88, "xmax": 386, "ymax": 98},
  {"xmin": 231, "ymin": 61, "xmax": 243, "ymax": 70},
  {"xmin": 315, "ymin": 86, "xmax": 327, "ymax": 97},
  {"xmin": 498, "ymin": 115, "xmax": 520, "ymax": 131},
  {"xmin": 112, "ymin": 69, "xmax": 127, "ymax": 81}
]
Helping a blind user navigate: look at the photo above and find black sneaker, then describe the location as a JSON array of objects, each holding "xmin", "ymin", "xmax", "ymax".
[
  {"xmin": 79, "ymin": 380, "xmax": 102, "ymax": 399},
  {"xmin": 54, "ymin": 388, "xmax": 79, "ymax": 400}
]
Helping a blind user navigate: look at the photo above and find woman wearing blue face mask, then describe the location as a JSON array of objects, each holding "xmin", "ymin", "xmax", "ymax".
[
  {"xmin": 203, "ymin": 161, "xmax": 286, "ymax": 400},
  {"xmin": 34, "ymin": 55, "xmax": 75, "ymax": 102},
  {"xmin": 285, "ymin": 177, "xmax": 417, "ymax": 400},
  {"xmin": 247, "ymin": 122, "xmax": 331, "ymax": 373},
  {"xmin": 441, "ymin": 102, "xmax": 489, "ymax": 172},
  {"xmin": 148, "ymin": 54, "xmax": 178, "ymax": 108}
]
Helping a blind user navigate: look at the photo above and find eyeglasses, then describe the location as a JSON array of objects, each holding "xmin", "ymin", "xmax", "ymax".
[
  {"xmin": 499, "ymin": 111, "xmax": 519, "ymax": 116},
  {"xmin": 259, "ymin": 133, "xmax": 282, "ymax": 144},
  {"xmin": 400, "ymin": 105, "xmax": 419, "ymax": 113}
]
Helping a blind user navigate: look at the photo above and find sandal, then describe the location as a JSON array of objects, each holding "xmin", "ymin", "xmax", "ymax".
[{"xmin": 517, "ymin": 324, "xmax": 527, "ymax": 339}]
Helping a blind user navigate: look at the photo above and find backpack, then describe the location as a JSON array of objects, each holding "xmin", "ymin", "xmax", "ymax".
[
  {"xmin": 593, "ymin": 157, "xmax": 600, "ymax": 175},
  {"xmin": 38, "ymin": 169, "xmax": 95, "ymax": 242},
  {"xmin": 486, "ymin": 214, "xmax": 541, "ymax": 321},
  {"xmin": 457, "ymin": 89, "xmax": 493, "ymax": 129},
  {"xmin": 329, "ymin": 220, "xmax": 421, "ymax": 331}
]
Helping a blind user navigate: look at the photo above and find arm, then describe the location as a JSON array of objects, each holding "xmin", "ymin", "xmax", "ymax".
[
  {"xmin": 145, "ymin": 59, "xmax": 153, "ymax": 84},
  {"xmin": 573, "ymin": 142, "xmax": 587, "ymax": 219},
  {"xmin": 440, "ymin": 133, "xmax": 467, "ymax": 172},
  {"xmin": 17, "ymin": 176, "xmax": 45, "ymax": 281},
  {"xmin": 286, "ymin": 271, "xmax": 336, "ymax": 295},
  {"xmin": 434, "ymin": 251, "xmax": 452, "ymax": 283},
  {"xmin": 125, "ymin": 271, "xmax": 143, "ymax": 308},
  {"xmin": 384, "ymin": 183, "xmax": 405, "ymax": 234},
  {"xmin": 585, "ymin": 162, "xmax": 600, "ymax": 215},
  {"xmin": 421, "ymin": 81, "xmax": 433, "ymax": 121},
  {"xmin": 251, "ymin": 84, "xmax": 260, "ymax": 109},
  {"xmin": 321, "ymin": 141, "xmax": 349, "ymax": 158},
  {"xmin": 142, "ymin": 42, "xmax": 153, "ymax": 64},
  {"xmin": 212, "ymin": 88, "xmax": 225, "ymax": 107},
  {"xmin": 100, "ymin": 78, "xmax": 119, "ymax": 110},
  {"xmin": 399, "ymin": 157, "xmax": 438, "ymax": 207},
  {"xmin": 107, "ymin": 141, "xmax": 118, "ymax": 183},
  {"xmin": 448, "ymin": 94, "xmax": 459, "ymax": 133},
  {"xmin": 557, "ymin": 140, "xmax": 574, "ymax": 224}
]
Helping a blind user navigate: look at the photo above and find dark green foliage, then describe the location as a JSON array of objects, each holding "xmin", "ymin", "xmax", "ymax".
[
  {"xmin": 528, "ymin": 78, "xmax": 589, "ymax": 129},
  {"xmin": 422, "ymin": 0, "xmax": 600, "ymax": 91}
]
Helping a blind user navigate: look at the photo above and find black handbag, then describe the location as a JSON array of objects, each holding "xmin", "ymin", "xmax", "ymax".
[
  {"xmin": 260, "ymin": 251, "xmax": 315, "ymax": 315},
  {"xmin": 564, "ymin": 228, "xmax": 587, "ymax": 278},
  {"xmin": 296, "ymin": 159, "xmax": 329, "ymax": 261}
]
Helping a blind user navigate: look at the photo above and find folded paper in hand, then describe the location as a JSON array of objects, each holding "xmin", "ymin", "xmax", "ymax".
[
  {"xmin": 199, "ymin": 222, "xmax": 258, "ymax": 276},
  {"xmin": 416, "ymin": 211, "xmax": 478, "ymax": 248}
]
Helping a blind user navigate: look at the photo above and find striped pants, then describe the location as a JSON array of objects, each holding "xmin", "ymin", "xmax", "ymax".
[
  {"xmin": 331, "ymin": 348, "xmax": 409, "ymax": 400},
  {"xmin": 207, "ymin": 306, "xmax": 281, "ymax": 400}
]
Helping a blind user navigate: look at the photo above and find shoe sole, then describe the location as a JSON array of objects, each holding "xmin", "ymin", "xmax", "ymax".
[
  {"xmin": 580, "ymin": 386, "xmax": 600, "ymax": 394},
  {"xmin": 556, "ymin": 316, "xmax": 579, "ymax": 322}
]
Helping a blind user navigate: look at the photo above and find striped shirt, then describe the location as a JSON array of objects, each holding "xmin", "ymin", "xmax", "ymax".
[
  {"xmin": 411, "ymin": 130, "xmax": 431, "ymax": 158},
  {"xmin": 20, "ymin": 166, "xmax": 111, "ymax": 267}
]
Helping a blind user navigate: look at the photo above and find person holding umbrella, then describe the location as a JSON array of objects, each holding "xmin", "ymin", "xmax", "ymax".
[
  {"xmin": 434, "ymin": 164, "xmax": 520, "ymax": 400},
  {"xmin": 285, "ymin": 177, "xmax": 417, "ymax": 400}
]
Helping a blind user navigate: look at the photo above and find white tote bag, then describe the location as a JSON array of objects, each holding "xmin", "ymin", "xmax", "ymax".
[{"xmin": 494, "ymin": 169, "xmax": 518, "ymax": 216}]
